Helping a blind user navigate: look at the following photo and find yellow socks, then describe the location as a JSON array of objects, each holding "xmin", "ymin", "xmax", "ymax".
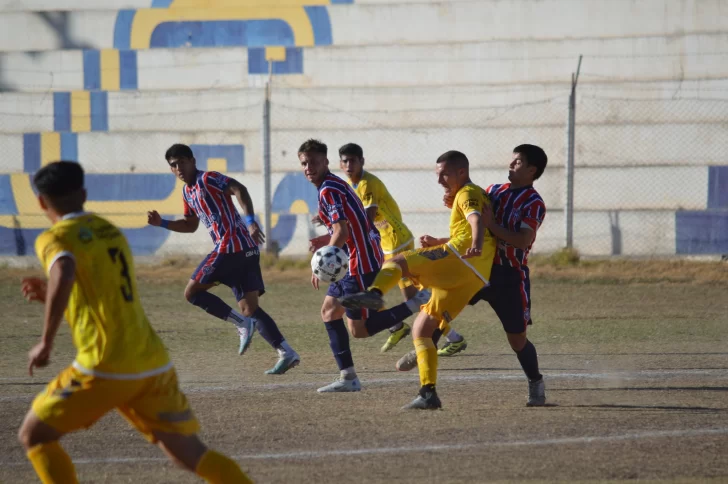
[
  {"xmin": 369, "ymin": 261, "xmax": 402, "ymax": 295},
  {"xmin": 196, "ymin": 449, "xmax": 253, "ymax": 484},
  {"xmin": 27, "ymin": 441, "xmax": 78, "ymax": 484},
  {"xmin": 414, "ymin": 337, "xmax": 438, "ymax": 387}
]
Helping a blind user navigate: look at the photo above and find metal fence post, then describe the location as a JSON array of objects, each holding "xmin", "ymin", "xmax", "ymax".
[
  {"xmin": 565, "ymin": 55, "xmax": 582, "ymax": 249},
  {"xmin": 262, "ymin": 79, "xmax": 273, "ymax": 254}
]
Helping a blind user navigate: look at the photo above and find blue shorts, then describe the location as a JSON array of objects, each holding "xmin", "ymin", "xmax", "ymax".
[
  {"xmin": 469, "ymin": 264, "xmax": 532, "ymax": 334},
  {"xmin": 192, "ymin": 249, "xmax": 265, "ymax": 301},
  {"xmin": 327, "ymin": 271, "xmax": 378, "ymax": 320}
]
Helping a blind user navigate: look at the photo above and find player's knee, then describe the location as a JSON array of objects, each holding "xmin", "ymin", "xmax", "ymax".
[
  {"xmin": 349, "ymin": 321, "xmax": 369, "ymax": 339},
  {"xmin": 17, "ymin": 420, "xmax": 46, "ymax": 450},
  {"xmin": 238, "ymin": 301, "xmax": 256, "ymax": 318},
  {"xmin": 184, "ymin": 287, "xmax": 197, "ymax": 303},
  {"xmin": 507, "ymin": 332, "xmax": 527, "ymax": 352}
]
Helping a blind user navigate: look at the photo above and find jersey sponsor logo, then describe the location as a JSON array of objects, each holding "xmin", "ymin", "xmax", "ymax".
[
  {"xmin": 461, "ymin": 198, "xmax": 480, "ymax": 210},
  {"xmin": 78, "ymin": 227, "xmax": 93, "ymax": 243},
  {"xmin": 362, "ymin": 192, "xmax": 373, "ymax": 204},
  {"xmin": 245, "ymin": 248, "xmax": 259, "ymax": 257}
]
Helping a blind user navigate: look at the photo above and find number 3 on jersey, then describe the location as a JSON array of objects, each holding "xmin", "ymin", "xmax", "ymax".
[{"xmin": 107, "ymin": 247, "xmax": 134, "ymax": 302}]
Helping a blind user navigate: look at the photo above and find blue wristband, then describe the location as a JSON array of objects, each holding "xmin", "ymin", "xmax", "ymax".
[
  {"xmin": 245, "ymin": 214, "xmax": 256, "ymax": 225},
  {"xmin": 160, "ymin": 219, "xmax": 169, "ymax": 229}
]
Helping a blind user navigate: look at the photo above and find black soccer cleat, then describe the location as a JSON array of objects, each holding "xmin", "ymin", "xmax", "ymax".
[
  {"xmin": 339, "ymin": 290, "xmax": 385, "ymax": 310},
  {"xmin": 402, "ymin": 386, "xmax": 442, "ymax": 410}
]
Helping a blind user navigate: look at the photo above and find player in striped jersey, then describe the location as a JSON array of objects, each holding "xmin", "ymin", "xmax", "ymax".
[
  {"xmin": 338, "ymin": 143, "xmax": 468, "ymax": 356},
  {"xmin": 148, "ymin": 144, "xmax": 300, "ymax": 375},
  {"xmin": 470, "ymin": 144, "xmax": 548, "ymax": 406},
  {"xmin": 300, "ymin": 139, "xmax": 430, "ymax": 393}
]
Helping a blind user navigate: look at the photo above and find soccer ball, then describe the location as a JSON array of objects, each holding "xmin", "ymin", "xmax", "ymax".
[{"xmin": 311, "ymin": 246, "xmax": 348, "ymax": 283}]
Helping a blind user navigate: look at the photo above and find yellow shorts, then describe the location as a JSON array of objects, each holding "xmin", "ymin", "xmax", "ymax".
[
  {"xmin": 385, "ymin": 241, "xmax": 420, "ymax": 290},
  {"xmin": 32, "ymin": 366, "xmax": 199, "ymax": 442},
  {"xmin": 404, "ymin": 244, "xmax": 488, "ymax": 326}
]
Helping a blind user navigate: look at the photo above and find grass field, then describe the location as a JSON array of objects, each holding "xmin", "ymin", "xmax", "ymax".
[{"xmin": 1, "ymin": 259, "xmax": 727, "ymax": 483}]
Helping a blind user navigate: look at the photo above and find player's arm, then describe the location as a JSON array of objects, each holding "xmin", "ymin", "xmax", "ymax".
[
  {"xmin": 27, "ymin": 256, "xmax": 75, "ymax": 376},
  {"xmin": 365, "ymin": 206, "xmax": 378, "ymax": 225},
  {"xmin": 225, "ymin": 178, "xmax": 265, "ymax": 245},
  {"xmin": 482, "ymin": 206, "xmax": 537, "ymax": 250},
  {"xmin": 147, "ymin": 210, "xmax": 199, "ymax": 233},
  {"xmin": 420, "ymin": 235, "xmax": 449, "ymax": 248},
  {"xmin": 463, "ymin": 212, "xmax": 484, "ymax": 258},
  {"xmin": 329, "ymin": 220, "xmax": 349, "ymax": 249}
]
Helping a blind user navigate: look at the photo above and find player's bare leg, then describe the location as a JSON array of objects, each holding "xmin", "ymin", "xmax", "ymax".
[
  {"xmin": 239, "ymin": 291, "xmax": 300, "ymax": 375},
  {"xmin": 19, "ymin": 411, "xmax": 77, "ymax": 484},
  {"xmin": 507, "ymin": 331, "xmax": 545, "ymax": 406},
  {"xmin": 183, "ymin": 279, "xmax": 255, "ymax": 355},
  {"xmin": 317, "ymin": 296, "xmax": 361, "ymax": 393},
  {"xmin": 402, "ymin": 311, "xmax": 442, "ymax": 410}
]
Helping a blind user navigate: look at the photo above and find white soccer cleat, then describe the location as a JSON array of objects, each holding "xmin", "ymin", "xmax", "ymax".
[
  {"xmin": 235, "ymin": 319, "xmax": 255, "ymax": 355},
  {"xmin": 317, "ymin": 376, "xmax": 362, "ymax": 393}
]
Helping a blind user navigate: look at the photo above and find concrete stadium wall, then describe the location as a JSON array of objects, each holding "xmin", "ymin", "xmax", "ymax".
[{"xmin": 1, "ymin": 0, "xmax": 726, "ymax": 258}]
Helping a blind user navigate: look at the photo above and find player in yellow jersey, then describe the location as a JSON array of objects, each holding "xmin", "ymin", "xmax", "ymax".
[
  {"xmin": 341, "ymin": 151, "xmax": 496, "ymax": 409},
  {"xmin": 337, "ymin": 143, "xmax": 468, "ymax": 355},
  {"xmin": 17, "ymin": 161, "xmax": 251, "ymax": 483}
]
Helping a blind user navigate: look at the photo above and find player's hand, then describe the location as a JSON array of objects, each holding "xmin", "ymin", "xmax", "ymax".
[
  {"xmin": 311, "ymin": 272, "xmax": 319, "ymax": 290},
  {"xmin": 147, "ymin": 210, "xmax": 162, "ymax": 226},
  {"xmin": 309, "ymin": 234, "xmax": 330, "ymax": 253},
  {"xmin": 28, "ymin": 341, "xmax": 52, "ymax": 376},
  {"xmin": 463, "ymin": 247, "xmax": 482, "ymax": 259},
  {"xmin": 443, "ymin": 193, "xmax": 455, "ymax": 209},
  {"xmin": 248, "ymin": 221, "xmax": 265, "ymax": 245},
  {"xmin": 420, "ymin": 235, "xmax": 437, "ymax": 248},
  {"xmin": 21, "ymin": 277, "xmax": 47, "ymax": 303},
  {"xmin": 311, "ymin": 215, "xmax": 324, "ymax": 226}
]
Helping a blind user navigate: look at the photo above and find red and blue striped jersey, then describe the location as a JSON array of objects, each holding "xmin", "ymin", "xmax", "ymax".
[
  {"xmin": 182, "ymin": 171, "xmax": 257, "ymax": 254},
  {"xmin": 486, "ymin": 183, "xmax": 546, "ymax": 269},
  {"xmin": 317, "ymin": 172, "xmax": 383, "ymax": 276}
]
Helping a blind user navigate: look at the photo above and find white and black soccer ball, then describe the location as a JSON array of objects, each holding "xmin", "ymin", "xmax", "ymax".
[{"xmin": 311, "ymin": 245, "xmax": 348, "ymax": 284}]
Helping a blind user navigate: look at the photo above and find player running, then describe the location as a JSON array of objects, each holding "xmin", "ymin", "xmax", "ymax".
[
  {"xmin": 341, "ymin": 150, "xmax": 496, "ymax": 409},
  {"xmin": 336, "ymin": 143, "xmax": 468, "ymax": 355},
  {"xmin": 19, "ymin": 161, "xmax": 252, "ymax": 484},
  {"xmin": 148, "ymin": 143, "xmax": 299, "ymax": 375},
  {"xmin": 299, "ymin": 139, "xmax": 430, "ymax": 393}
]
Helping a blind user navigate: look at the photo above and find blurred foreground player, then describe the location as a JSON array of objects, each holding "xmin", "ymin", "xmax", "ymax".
[{"xmin": 18, "ymin": 161, "xmax": 252, "ymax": 483}]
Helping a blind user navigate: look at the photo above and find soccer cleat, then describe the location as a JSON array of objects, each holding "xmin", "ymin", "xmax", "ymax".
[
  {"xmin": 235, "ymin": 318, "xmax": 255, "ymax": 355},
  {"xmin": 317, "ymin": 375, "xmax": 362, "ymax": 393},
  {"xmin": 395, "ymin": 350, "xmax": 418, "ymax": 372},
  {"xmin": 437, "ymin": 338, "xmax": 468, "ymax": 357},
  {"xmin": 339, "ymin": 291, "xmax": 385, "ymax": 311},
  {"xmin": 380, "ymin": 323, "xmax": 411, "ymax": 353},
  {"xmin": 527, "ymin": 378, "xmax": 546, "ymax": 406},
  {"xmin": 402, "ymin": 388, "xmax": 442, "ymax": 410},
  {"xmin": 265, "ymin": 349, "xmax": 301, "ymax": 375}
]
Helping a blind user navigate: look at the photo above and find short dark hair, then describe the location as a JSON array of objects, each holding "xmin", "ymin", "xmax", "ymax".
[
  {"xmin": 514, "ymin": 144, "xmax": 547, "ymax": 180},
  {"xmin": 165, "ymin": 143, "xmax": 194, "ymax": 161},
  {"xmin": 298, "ymin": 139, "xmax": 327, "ymax": 156},
  {"xmin": 436, "ymin": 150, "xmax": 469, "ymax": 170},
  {"xmin": 338, "ymin": 143, "xmax": 363, "ymax": 158},
  {"xmin": 33, "ymin": 161, "xmax": 84, "ymax": 198}
]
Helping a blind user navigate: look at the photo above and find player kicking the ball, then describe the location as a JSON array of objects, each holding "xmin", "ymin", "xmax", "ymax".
[
  {"xmin": 19, "ymin": 161, "xmax": 252, "ymax": 483},
  {"xmin": 299, "ymin": 139, "xmax": 430, "ymax": 393},
  {"xmin": 341, "ymin": 150, "xmax": 496, "ymax": 409},
  {"xmin": 333, "ymin": 143, "xmax": 468, "ymax": 356},
  {"xmin": 148, "ymin": 144, "xmax": 299, "ymax": 375}
]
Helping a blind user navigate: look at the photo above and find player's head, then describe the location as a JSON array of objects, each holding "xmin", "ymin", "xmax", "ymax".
[
  {"xmin": 33, "ymin": 161, "xmax": 87, "ymax": 220},
  {"xmin": 298, "ymin": 139, "xmax": 329, "ymax": 186},
  {"xmin": 436, "ymin": 150, "xmax": 470, "ymax": 195},
  {"xmin": 338, "ymin": 143, "xmax": 365, "ymax": 182},
  {"xmin": 510, "ymin": 144, "xmax": 547, "ymax": 186},
  {"xmin": 165, "ymin": 143, "xmax": 197, "ymax": 186}
]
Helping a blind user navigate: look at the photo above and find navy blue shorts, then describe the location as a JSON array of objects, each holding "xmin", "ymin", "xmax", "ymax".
[
  {"xmin": 327, "ymin": 271, "xmax": 378, "ymax": 320},
  {"xmin": 469, "ymin": 264, "xmax": 532, "ymax": 334},
  {"xmin": 191, "ymin": 249, "xmax": 265, "ymax": 302}
]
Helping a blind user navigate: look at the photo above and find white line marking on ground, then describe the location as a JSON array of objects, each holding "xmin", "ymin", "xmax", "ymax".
[
  {"xmin": 3, "ymin": 427, "xmax": 727, "ymax": 467},
  {"xmin": 1, "ymin": 369, "xmax": 726, "ymax": 401}
]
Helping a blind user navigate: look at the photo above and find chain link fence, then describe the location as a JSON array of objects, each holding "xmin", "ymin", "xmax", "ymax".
[{"xmin": 1, "ymin": 78, "xmax": 726, "ymax": 258}]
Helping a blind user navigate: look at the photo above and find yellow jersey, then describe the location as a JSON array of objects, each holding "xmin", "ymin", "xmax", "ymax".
[
  {"xmin": 34, "ymin": 212, "xmax": 171, "ymax": 378},
  {"xmin": 349, "ymin": 171, "xmax": 413, "ymax": 254},
  {"xmin": 447, "ymin": 183, "xmax": 497, "ymax": 280}
]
